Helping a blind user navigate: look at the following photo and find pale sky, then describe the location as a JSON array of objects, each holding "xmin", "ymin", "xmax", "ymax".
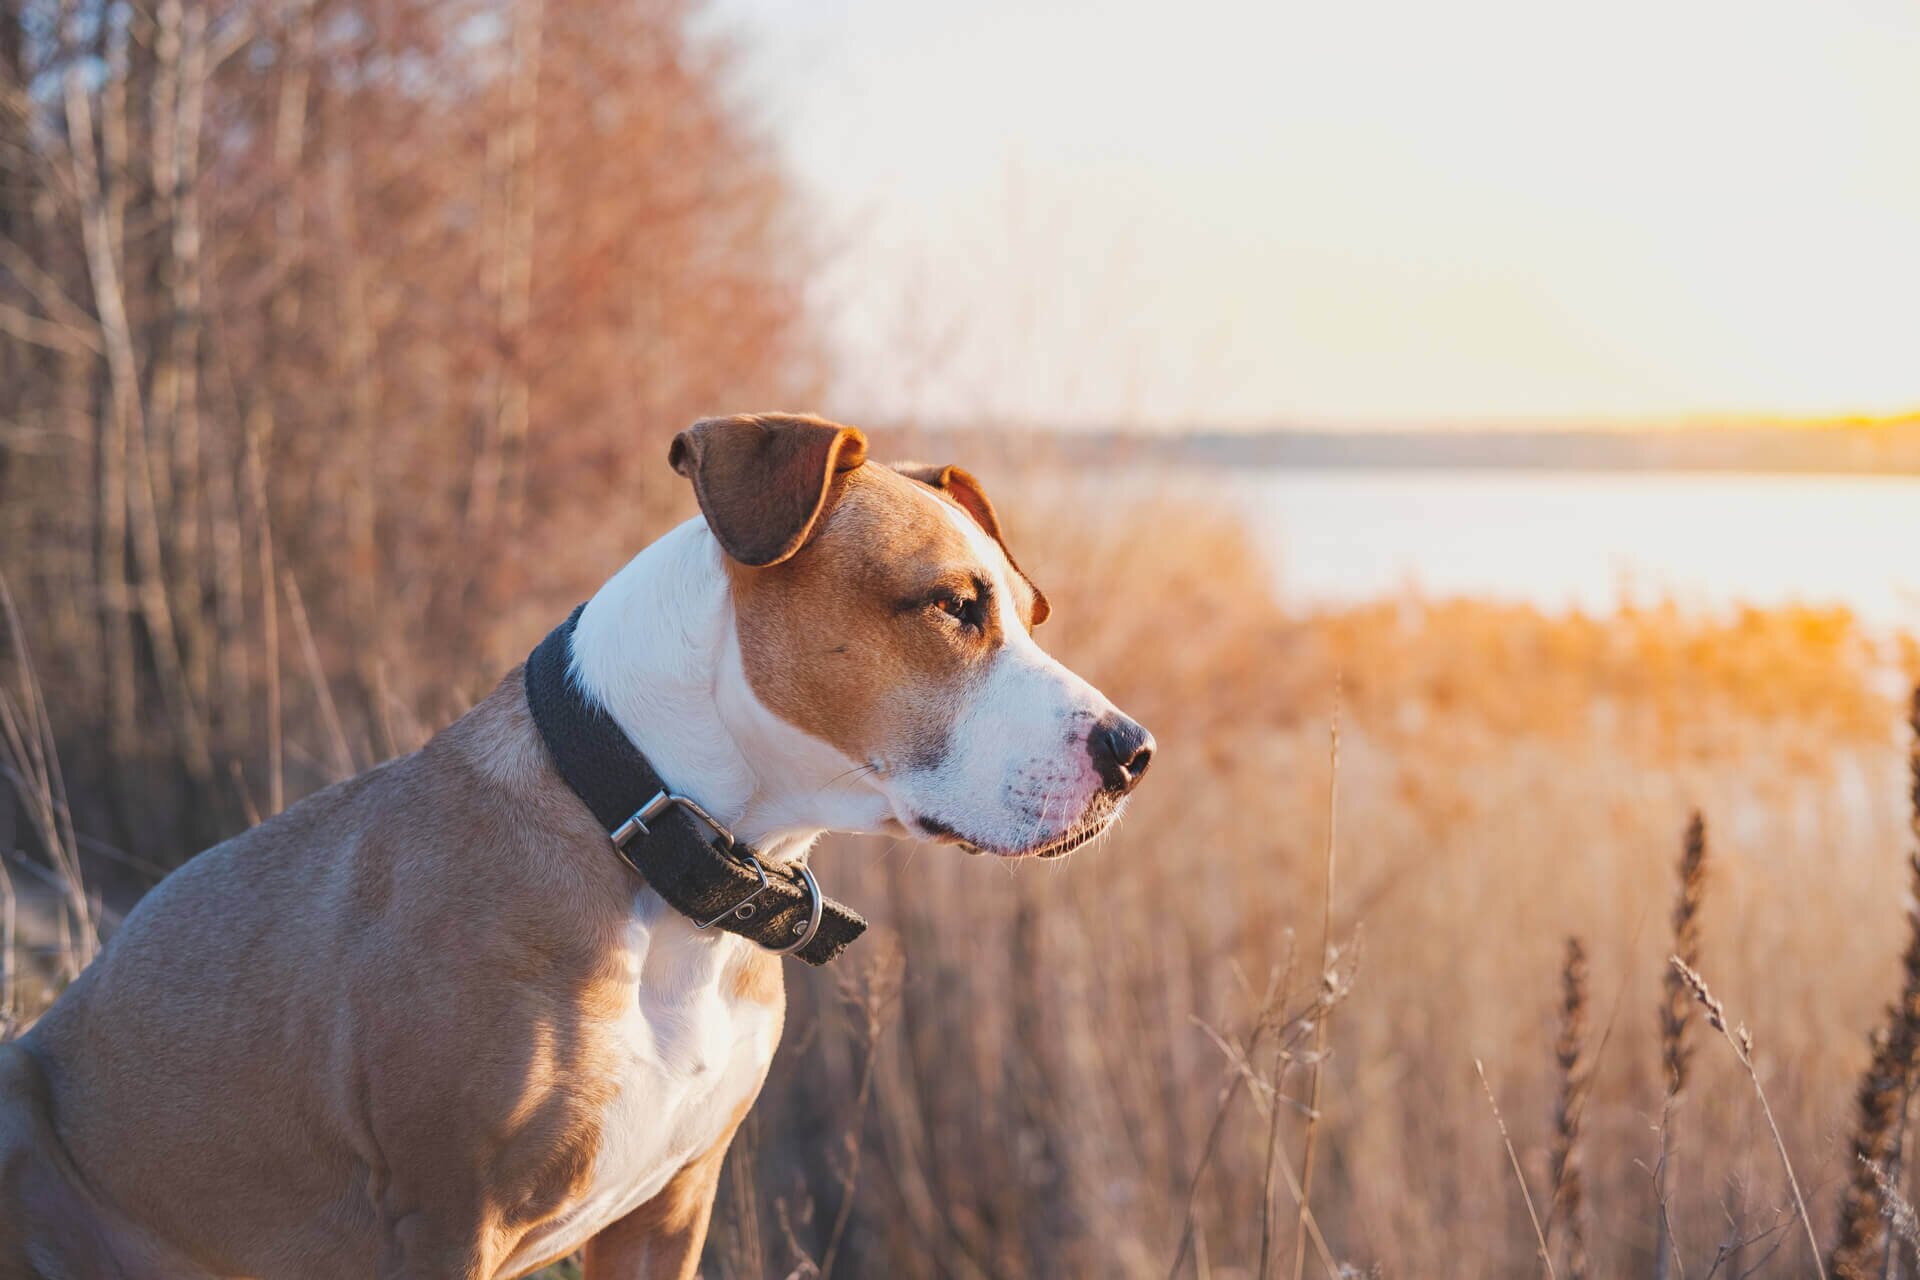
[{"xmin": 704, "ymin": 0, "xmax": 1920, "ymax": 429}]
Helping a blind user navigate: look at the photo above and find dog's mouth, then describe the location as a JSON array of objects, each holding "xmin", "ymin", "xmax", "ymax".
[
  {"xmin": 914, "ymin": 797, "xmax": 1123, "ymax": 861},
  {"xmin": 1025, "ymin": 814, "xmax": 1115, "ymax": 859}
]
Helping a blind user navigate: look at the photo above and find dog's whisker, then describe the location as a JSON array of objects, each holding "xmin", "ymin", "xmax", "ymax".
[{"xmin": 816, "ymin": 762, "xmax": 877, "ymax": 795}]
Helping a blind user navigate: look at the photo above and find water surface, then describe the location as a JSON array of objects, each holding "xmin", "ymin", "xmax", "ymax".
[{"xmin": 1216, "ymin": 469, "xmax": 1920, "ymax": 627}]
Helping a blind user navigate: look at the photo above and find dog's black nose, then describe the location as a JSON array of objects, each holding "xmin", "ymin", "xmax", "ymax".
[{"xmin": 1090, "ymin": 714, "xmax": 1155, "ymax": 795}]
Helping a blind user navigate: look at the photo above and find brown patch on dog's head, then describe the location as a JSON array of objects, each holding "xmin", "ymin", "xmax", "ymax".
[
  {"xmin": 669, "ymin": 413, "xmax": 867, "ymax": 567},
  {"xmin": 723, "ymin": 460, "xmax": 1040, "ymax": 771},
  {"xmin": 891, "ymin": 463, "xmax": 1049, "ymax": 624}
]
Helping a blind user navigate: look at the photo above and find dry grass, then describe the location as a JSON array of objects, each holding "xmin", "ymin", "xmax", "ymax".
[
  {"xmin": 1477, "ymin": 1056, "xmax": 1558, "ymax": 1280},
  {"xmin": 1831, "ymin": 689, "xmax": 1920, "ymax": 1280},
  {"xmin": 713, "ymin": 487, "xmax": 1920, "ymax": 1277},
  {"xmin": 1656, "ymin": 812, "xmax": 1708, "ymax": 1279},
  {"xmin": 9, "ymin": 480, "xmax": 1920, "ymax": 1278},
  {"xmin": 1669, "ymin": 956, "xmax": 1825, "ymax": 1278},
  {"xmin": 1, "ymin": 0, "xmax": 817, "ymax": 870},
  {"xmin": 0, "ymin": 574, "xmax": 94, "ymax": 1026},
  {"xmin": 1549, "ymin": 937, "xmax": 1591, "ymax": 1280}
]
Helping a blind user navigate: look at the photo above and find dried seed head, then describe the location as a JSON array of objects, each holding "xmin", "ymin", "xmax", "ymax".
[
  {"xmin": 1551, "ymin": 936, "xmax": 1591, "ymax": 1280},
  {"xmin": 1670, "ymin": 956, "xmax": 1725, "ymax": 1032},
  {"xmin": 1661, "ymin": 813, "xmax": 1709, "ymax": 1092}
]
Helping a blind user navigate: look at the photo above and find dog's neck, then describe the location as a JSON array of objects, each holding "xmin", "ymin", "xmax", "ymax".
[{"xmin": 569, "ymin": 517, "xmax": 890, "ymax": 867}]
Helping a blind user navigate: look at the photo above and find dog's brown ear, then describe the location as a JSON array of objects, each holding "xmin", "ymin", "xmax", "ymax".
[
  {"xmin": 670, "ymin": 414, "xmax": 868, "ymax": 566},
  {"xmin": 895, "ymin": 463, "xmax": 1050, "ymax": 624}
]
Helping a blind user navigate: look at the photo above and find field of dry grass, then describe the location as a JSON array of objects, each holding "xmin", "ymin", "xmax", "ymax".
[
  {"xmin": 7, "ymin": 4, "xmax": 1920, "ymax": 1273},
  {"xmin": 682, "ymin": 490, "xmax": 1920, "ymax": 1279},
  {"xmin": 9, "ymin": 479, "xmax": 1920, "ymax": 1278}
]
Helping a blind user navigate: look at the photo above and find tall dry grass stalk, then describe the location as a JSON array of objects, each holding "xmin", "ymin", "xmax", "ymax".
[
  {"xmin": 1290, "ymin": 704, "xmax": 1341, "ymax": 1280},
  {"xmin": 1169, "ymin": 708, "xmax": 1351, "ymax": 1280},
  {"xmin": 1655, "ymin": 810, "xmax": 1707, "ymax": 1279},
  {"xmin": 0, "ymin": 574, "xmax": 94, "ymax": 1001},
  {"xmin": 1176, "ymin": 949, "xmax": 1354, "ymax": 1280},
  {"xmin": 814, "ymin": 937, "xmax": 904, "ymax": 1280},
  {"xmin": 1861, "ymin": 1156, "xmax": 1920, "ymax": 1272},
  {"xmin": 1548, "ymin": 936, "xmax": 1590, "ymax": 1280},
  {"xmin": 1476, "ymin": 1057, "xmax": 1557, "ymax": 1280},
  {"xmin": 1832, "ymin": 689, "xmax": 1920, "ymax": 1280},
  {"xmin": 1670, "ymin": 957, "xmax": 1826, "ymax": 1280}
]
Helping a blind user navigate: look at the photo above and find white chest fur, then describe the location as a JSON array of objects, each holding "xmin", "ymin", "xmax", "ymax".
[{"xmin": 502, "ymin": 892, "xmax": 782, "ymax": 1272}]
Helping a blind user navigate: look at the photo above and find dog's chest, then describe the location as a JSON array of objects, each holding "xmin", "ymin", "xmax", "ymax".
[{"xmin": 502, "ymin": 894, "xmax": 782, "ymax": 1272}]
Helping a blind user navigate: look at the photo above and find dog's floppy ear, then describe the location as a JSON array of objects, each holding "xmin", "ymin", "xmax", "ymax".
[
  {"xmin": 895, "ymin": 462, "xmax": 1050, "ymax": 624},
  {"xmin": 670, "ymin": 414, "xmax": 868, "ymax": 567}
]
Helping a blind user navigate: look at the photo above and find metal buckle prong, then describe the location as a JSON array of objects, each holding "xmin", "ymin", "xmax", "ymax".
[{"xmin": 612, "ymin": 790, "xmax": 735, "ymax": 851}]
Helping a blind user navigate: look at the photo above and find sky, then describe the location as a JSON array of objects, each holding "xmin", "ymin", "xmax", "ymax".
[{"xmin": 703, "ymin": 0, "xmax": 1920, "ymax": 430}]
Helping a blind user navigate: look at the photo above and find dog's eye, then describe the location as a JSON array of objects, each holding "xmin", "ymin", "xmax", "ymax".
[{"xmin": 933, "ymin": 593, "xmax": 983, "ymax": 631}]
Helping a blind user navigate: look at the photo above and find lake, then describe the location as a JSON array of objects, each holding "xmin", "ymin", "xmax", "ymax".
[{"xmin": 1211, "ymin": 469, "xmax": 1920, "ymax": 627}]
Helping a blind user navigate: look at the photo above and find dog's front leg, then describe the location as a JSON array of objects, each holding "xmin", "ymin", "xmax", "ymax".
[{"xmin": 582, "ymin": 1141, "xmax": 729, "ymax": 1280}]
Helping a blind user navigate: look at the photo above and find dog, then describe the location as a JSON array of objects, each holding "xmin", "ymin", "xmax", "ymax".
[{"xmin": 0, "ymin": 413, "xmax": 1154, "ymax": 1278}]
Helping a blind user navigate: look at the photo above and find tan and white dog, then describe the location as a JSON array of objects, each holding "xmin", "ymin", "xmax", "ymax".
[{"xmin": 0, "ymin": 415, "xmax": 1153, "ymax": 1279}]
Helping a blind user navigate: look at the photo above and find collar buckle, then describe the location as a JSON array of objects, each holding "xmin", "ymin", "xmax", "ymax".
[
  {"xmin": 611, "ymin": 789, "xmax": 731, "ymax": 852},
  {"xmin": 610, "ymin": 789, "xmax": 825, "ymax": 955}
]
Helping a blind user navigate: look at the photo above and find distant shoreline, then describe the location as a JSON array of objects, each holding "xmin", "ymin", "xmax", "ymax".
[
  {"xmin": 908, "ymin": 421, "xmax": 1920, "ymax": 476},
  {"xmin": 1070, "ymin": 423, "xmax": 1920, "ymax": 475}
]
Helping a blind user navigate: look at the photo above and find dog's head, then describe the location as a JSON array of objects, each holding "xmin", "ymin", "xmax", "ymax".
[{"xmin": 671, "ymin": 412, "xmax": 1153, "ymax": 858}]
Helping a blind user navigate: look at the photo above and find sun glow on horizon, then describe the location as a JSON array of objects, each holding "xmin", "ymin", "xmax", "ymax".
[{"xmin": 710, "ymin": 0, "xmax": 1920, "ymax": 429}]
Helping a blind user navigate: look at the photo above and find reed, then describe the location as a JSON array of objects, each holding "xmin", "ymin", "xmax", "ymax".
[
  {"xmin": 1549, "ymin": 936, "xmax": 1589, "ymax": 1280},
  {"xmin": 0, "ymin": 574, "xmax": 95, "ymax": 1010},
  {"xmin": 1290, "ymin": 706, "xmax": 1341, "ymax": 1280},
  {"xmin": 1670, "ymin": 957, "xmax": 1826, "ymax": 1280},
  {"xmin": 1862, "ymin": 1156, "xmax": 1920, "ymax": 1271},
  {"xmin": 1178, "ymin": 952, "xmax": 1351, "ymax": 1280},
  {"xmin": 1831, "ymin": 689, "xmax": 1920, "ymax": 1280},
  {"xmin": 1654, "ymin": 811, "xmax": 1707, "ymax": 1279},
  {"xmin": 1476, "ymin": 1057, "xmax": 1556, "ymax": 1280}
]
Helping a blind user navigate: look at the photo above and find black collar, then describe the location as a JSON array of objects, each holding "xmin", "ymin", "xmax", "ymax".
[{"xmin": 524, "ymin": 605, "xmax": 866, "ymax": 966}]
